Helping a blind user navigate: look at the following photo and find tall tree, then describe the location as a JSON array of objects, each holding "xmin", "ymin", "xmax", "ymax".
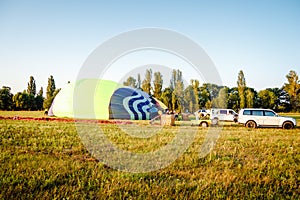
[
  {"xmin": 161, "ymin": 87, "xmax": 172, "ymax": 109},
  {"xmin": 172, "ymin": 70, "xmax": 184, "ymax": 112},
  {"xmin": 27, "ymin": 93, "xmax": 36, "ymax": 110},
  {"xmin": 227, "ymin": 87, "xmax": 239, "ymax": 111},
  {"xmin": 212, "ymin": 87, "xmax": 228, "ymax": 108},
  {"xmin": 267, "ymin": 88, "xmax": 285, "ymax": 111},
  {"xmin": 27, "ymin": 76, "xmax": 36, "ymax": 96},
  {"xmin": 13, "ymin": 92, "xmax": 28, "ymax": 110},
  {"xmin": 153, "ymin": 72, "xmax": 163, "ymax": 99},
  {"xmin": 137, "ymin": 73, "xmax": 141, "ymax": 89},
  {"xmin": 123, "ymin": 76, "xmax": 137, "ymax": 88},
  {"xmin": 47, "ymin": 75, "xmax": 56, "ymax": 98},
  {"xmin": 198, "ymin": 87, "xmax": 210, "ymax": 109},
  {"xmin": 141, "ymin": 69, "xmax": 152, "ymax": 95},
  {"xmin": 171, "ymin": 92, "xmax": 177, "ymax": 111},
  {"xmin": 43, "ymin": 75, "xmax": 57, "ymax": 109},
  {"xmin": 184, "ymin": 85, "xmax": 196, "ymax": 113},
  {"xmin": 258, "ymin": 89, "xmax": 276, "ymax": 109},
  {"xmin": 191, "ymin": 79, "xmax": 200, "ymax": 111},
  {"xmin": 276, "ymin": 89, "xmax": 291, "ymax": 112},
  {"xmin": 170, "ymin": 69, "xmax": 177, "ymax": 91},
  {"xmin": 35, "ymin": 87, "xmax": 44, "ymax": 110},
  {"xmin": 245, "ymin": 88, "xmax": 255, "ymax": 108},
  {"xmin": 237, "ymin": 70, "xmax": 246, "ymax": 109},
  {"xmin": 205, "ymin": 100, "xmax": 212, "ymax": 109},
  {"xmin": 170, "ymin": 69, "xmax": 177, "ymax": 111},
  {"xmin": 0, "ymin": 86, "xmax": 13, "ymax": 110},
  {"xmin": 202, "ymin": 83, "xmax": 221, "ymax": 100},
  {"xmin": 283, "ymin": 70, "xmax": 300, "ymax": 111},
  {"xmin": 37, "ymin": 87, "xmax": 43, "ymax": 96}
]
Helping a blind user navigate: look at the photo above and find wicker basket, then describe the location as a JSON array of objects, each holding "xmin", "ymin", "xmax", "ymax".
[{"xmin": 160, "ymin": 114, "xmax": 175, "ymax": 126}]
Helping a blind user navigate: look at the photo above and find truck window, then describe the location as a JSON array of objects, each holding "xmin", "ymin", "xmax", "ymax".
[
  {"xmin": 264, "ymin": 111, "xmax": 275, "ymax": 116},
  {"xmin": 243, "ymin": 110, "xmax": 251, "ymax": 115},
  {"xmin": 220, "ymin": 110, "xmax": 227, "ymax": 115},
  {"xmin": 252, "ymin": 110, "xmax": 264, "ymax": 116}
]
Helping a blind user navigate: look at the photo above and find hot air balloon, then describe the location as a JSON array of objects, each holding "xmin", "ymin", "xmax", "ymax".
[{"xmin": 48, "ymin": 79, "xmax": 165, "ymax": 120}]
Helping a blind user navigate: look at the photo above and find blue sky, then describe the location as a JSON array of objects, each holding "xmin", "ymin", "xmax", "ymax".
[{"xmin": 0, "ymin": 0, "xmax": 299, "ymax": 93}]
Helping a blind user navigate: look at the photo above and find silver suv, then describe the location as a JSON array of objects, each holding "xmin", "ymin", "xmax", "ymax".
[{"xmin": 238, "ymin": 108, "xmax": 297, "ymax": 129}]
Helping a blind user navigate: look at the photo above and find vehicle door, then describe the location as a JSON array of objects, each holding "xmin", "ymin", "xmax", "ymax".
[
  {"xmin": 251, "ymin": 110, "xmax": 264, "ymax": 125},
  {"xmin": 226, "ymin": 109, "xmax": 236, "ymax": 121},
  {"xmin": 219, "ymin": 109, "xmax": 227, "ymax": 121},
  {"xmin": 263, "ymin": 110, "xmax": 280, "ymax": 126}
]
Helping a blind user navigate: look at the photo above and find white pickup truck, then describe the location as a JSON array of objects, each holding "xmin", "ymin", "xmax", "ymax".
[{"xmin": 210, "ymin": 108, "xmax": 238, "ymax": 124}]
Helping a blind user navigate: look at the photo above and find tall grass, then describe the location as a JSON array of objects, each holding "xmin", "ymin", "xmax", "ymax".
[{"xmin": 0, "ymin": 113, "xmax": 299, "ymax": 199}]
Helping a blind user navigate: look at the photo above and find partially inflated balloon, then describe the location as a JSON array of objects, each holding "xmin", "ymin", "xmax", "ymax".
[{"xmin": 48, "ymin": 79, "xmax": 165, "ymax": 120}]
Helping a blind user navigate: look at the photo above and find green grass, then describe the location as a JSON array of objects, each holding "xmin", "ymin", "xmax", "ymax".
[
  {"xmin": 1, "ymin": 112, "xmax": 300, "ymax": 199},
  {"xmin": 0, "ymin": 110, "xmax": 46, "ymax": 118}
]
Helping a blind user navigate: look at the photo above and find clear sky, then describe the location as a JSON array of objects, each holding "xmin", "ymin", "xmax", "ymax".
[{"xmin": 1, "ymin": 0, "xmax": 300, "ymax": 94}]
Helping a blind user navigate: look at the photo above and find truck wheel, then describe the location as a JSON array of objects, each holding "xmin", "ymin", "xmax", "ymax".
[
  {"xmin": 199, "ymin": 121, "xmax": 208, "ymax": 128},
  {"xmin": 245, "ymin": 120, "xmax": 256, "ymax": 128},
  {"xmin": 211, "ymin": 118, "xmax": 219, "ymax": 125},
  {"xmin": 283, "ymin": 121, "xmax": 293, "ymax": 129}
]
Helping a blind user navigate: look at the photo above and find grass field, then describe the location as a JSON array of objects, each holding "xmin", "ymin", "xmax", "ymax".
[
  {"xmin": 0, "ymin": 111, "xmax": 46, "ymax": 118},
  {"xmin": 0, "ymin": 111, "xmax": 299, "ymax": 199}
]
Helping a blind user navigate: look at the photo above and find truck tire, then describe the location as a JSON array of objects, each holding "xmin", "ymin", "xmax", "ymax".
[
  {"xmin": 282, "ymin": 121, "xmax": 294, "ymax": 129},
  {"xmin": 199, "ymin": 121, "xmax": 208, "ymax": 128},
  {"xmin": 211, "ymin": 118, "xmax": 219, "ymax": 125},
  {"xmin": 245, "ymin": 120, "xmax": 257, "ymax": 128}
]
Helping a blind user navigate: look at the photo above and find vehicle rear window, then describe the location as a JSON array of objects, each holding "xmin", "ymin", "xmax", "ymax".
[{"xmin": 243, "ymin": 110, "xmax": 251, "ymax": 115}]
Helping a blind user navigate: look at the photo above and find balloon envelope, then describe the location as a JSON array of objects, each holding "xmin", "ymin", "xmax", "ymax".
[{"xmin": 49, "ymin": 79, "xmax": 165, "ymax": 120}]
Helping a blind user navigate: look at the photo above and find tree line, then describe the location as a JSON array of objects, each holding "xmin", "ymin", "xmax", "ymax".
[
  {"xmin": 1, "ymin": 69, "xmax": 299, "ymax": 113},
  {"xmin": 0, "ymin": 75, "xmax": 60, "ymax": 111},
  {"xmin": 123, "ymin": 69, "xmax": 300, "ymax": 113}
]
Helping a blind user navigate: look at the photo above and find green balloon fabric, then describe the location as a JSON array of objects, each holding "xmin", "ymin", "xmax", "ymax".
[
  {"xmin": 50, "ymin": 82, "xmax": 74, "ymax": 118},
  {"xmin": 49, "ymin": 79, "xmax": 120, "ymax": 119}
]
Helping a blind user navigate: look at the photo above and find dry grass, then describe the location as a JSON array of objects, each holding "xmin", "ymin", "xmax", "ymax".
[{"xmin": 0, "ymin": 111, "xmax": 299, "ymax": 199}]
